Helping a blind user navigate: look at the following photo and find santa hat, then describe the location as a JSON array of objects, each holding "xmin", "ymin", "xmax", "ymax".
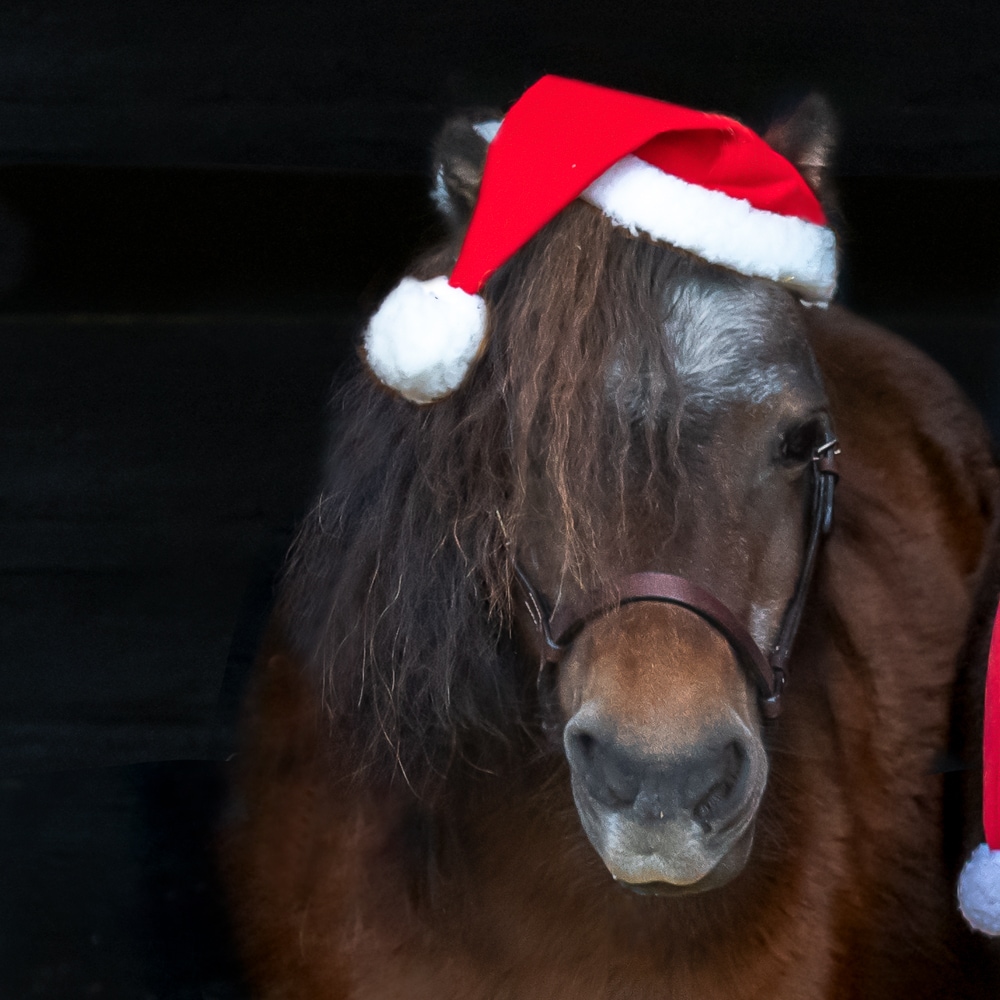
[
  {"xmin": 957, "ymin": 601, "xmax": 1000, "ymax": 935},
  {"xmin": 363, "ymin": 74, "xmax": 838, "ymax": 403}
]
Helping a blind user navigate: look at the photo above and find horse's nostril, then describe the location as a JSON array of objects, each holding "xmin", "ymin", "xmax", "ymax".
[
  {"xmin": 567, "ymin": 724, "xmax": 757, "ymax": 827},
  {"xmin": 575, "ymin": 730, "xmax": 597, "ymax": 763},
  {"xmin": 690, "ymin": 741, "xmax": 749, "ymax": 830},
  {"xmin": 566, "ymin": 727, "xmax": 642, "ymax": 809}
]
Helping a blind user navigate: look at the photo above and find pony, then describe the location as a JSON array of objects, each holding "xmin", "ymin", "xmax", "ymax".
[{"xmin": 222, "ymin": 94, "xmax": 1000, "ymax": 998}]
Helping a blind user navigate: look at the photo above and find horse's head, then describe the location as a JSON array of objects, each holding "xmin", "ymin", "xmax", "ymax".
[
  {"xmin": 516, "ymin": 272, "xmax": 831, "ymax": 892},
  {"xmin": 427, "ymin": 96, "xmax": 837, "ymax": 893}
]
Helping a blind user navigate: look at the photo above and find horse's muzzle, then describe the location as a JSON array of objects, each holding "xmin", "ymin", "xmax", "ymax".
[{"xmin": 564, "ymin": 709, "xmax": 768, "ymax": 889}]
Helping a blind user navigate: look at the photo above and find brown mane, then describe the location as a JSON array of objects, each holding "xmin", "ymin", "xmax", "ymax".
[{"xmin": 280, "ymin": 204, "xmax": 786, "ymax": 789}]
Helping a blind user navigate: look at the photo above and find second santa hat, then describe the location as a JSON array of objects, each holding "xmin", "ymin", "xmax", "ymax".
[
  {"xmin": 957, "ymin": 600, "xmax": 1000, "ymax": 936},
  {"xmin": 363, "ymin": 74, "xmax": 838, "ymax": 403}
]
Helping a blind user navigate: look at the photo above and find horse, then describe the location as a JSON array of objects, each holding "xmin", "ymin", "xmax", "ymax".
[{"xmin": 222, "ymin": 93, "xmax": 1000, "ymax": 998}]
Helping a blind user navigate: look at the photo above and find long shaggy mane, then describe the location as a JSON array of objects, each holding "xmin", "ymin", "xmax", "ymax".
[{"xmin": 280, "ymin": 204, "xmax": 763, "ymax": 790}]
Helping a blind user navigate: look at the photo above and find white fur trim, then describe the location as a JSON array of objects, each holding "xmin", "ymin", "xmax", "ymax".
[
  {"xmin": 958, "ymin": 843, "xmax": 1000, "ymax": 935},
  {"xmin": 582, "ymin": 155, "xmax": 837, "ymax": 302},
  {"xmin": 363, "ymin": 276, "xmax": 487, "ymax": 403}
]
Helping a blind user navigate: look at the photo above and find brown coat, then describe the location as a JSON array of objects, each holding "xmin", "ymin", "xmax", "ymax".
[{"xmin": 223, "ymin": 306, "xmax": 1000, "ymax": 998}]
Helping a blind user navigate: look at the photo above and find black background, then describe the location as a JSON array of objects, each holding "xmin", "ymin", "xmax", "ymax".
[{"xmin": 1, "ymin": 1, "xmax": 998, "ymax": 996}]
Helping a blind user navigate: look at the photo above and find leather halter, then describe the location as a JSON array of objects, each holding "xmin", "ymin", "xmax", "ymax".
[{"xmin": 513, "ymin": 439, "xmax": 839, "ymax": 720}]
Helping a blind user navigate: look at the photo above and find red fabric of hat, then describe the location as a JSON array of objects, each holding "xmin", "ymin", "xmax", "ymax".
[
  {"xmin": 958, "ymin": 601, "xmax": 1000, "ymax": 935},
  {"xmin": 451, "ymin": 75, "xmax": 827, "ymax": 296},
  {"xmin": 987, "ymin": 608, "xmax": 1000, "ymax": 850}
]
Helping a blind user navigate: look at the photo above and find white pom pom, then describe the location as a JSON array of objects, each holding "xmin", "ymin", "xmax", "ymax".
[
  {"xmin": 958, "ymin": 843, "xmax": 1000, "ymax": 935},
  {"xmin": 363, "ymin": 275, "xmax": 488, "ymax": 403}
]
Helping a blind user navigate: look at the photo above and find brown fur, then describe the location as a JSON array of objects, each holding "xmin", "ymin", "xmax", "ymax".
[
  {"xmin": 222, "ymin": 106, "xmax": 1000, "ymax": 996},
  {"xmin": 224, "ymin": 311, "xmax": 1000, "ymax": 1000}
]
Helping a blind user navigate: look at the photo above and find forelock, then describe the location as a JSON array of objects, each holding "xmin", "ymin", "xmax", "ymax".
[{"xmin": 666, "ymin": 275, "xmax": 793, "ymax": 406}]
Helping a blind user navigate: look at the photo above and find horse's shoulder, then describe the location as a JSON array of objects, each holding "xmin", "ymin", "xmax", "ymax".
[
  {"xmin": 808, "ymin": 305, "xmax": 998, "ymax": 529},
  {"xmin": 800, "ymin": 309, "xmax": 998, "ymax": 912},
  {"xmin": 804, "ymin": 306, "xmax": 999, "ymax": 725},
  {"xmin": 810, "ymin": 306, "xmax": 989, "ymax": 449}
]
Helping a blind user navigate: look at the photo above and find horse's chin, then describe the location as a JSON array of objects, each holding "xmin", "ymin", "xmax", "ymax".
[
  {"xmin": 609, "ymin": 826, "xmax": 755, "ymax": 896},
  {"xmin": 573, "ymin": 786, "xmax": 758, "ymax": 896}
]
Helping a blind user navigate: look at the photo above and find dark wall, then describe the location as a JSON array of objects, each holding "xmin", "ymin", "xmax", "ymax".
[{"xmin": 1, "ymin": 0, "xmax": 999, "ymax": 174}]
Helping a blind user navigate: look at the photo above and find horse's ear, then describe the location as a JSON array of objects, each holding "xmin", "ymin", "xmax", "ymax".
[
  {"xmin": 763, "ymin": 94, "xmax": 838, "ymax": 206},
  {"xmin": 431, "ymin": 112, "xmax": 502, "ymax": 227}
]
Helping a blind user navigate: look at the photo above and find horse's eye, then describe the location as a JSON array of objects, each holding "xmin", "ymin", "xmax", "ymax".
[{"xmin": 779, "ymin": 418, "xmax": 824, "ymax": 465}]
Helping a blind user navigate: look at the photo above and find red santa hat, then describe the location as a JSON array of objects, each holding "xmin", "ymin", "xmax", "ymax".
[
  {"xmin": 957, "ymin": 601, "xmax": 1000, "ymax": 935},
  {"xmin": 363, "ymin": 75, "xmax": 837, "ymax": 402}
]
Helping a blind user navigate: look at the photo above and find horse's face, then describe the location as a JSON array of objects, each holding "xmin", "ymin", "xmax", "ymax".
[{"xmin": 517, "ymin": 273, "xmax": 830, "ymax": 892}]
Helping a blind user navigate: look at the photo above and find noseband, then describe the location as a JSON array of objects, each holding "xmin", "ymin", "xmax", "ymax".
[{"xmin": 513, "ymin": 439, "xmax": 839, "ymax": 720}]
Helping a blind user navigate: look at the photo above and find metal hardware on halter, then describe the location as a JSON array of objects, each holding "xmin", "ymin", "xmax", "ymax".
[
  {"xmin": 813, "ymin": 438, "xmax": 841, "ymax": 536},
  {"xmin": 512, "ymin": 438, "xmax": 840, "ymax": 721}
]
